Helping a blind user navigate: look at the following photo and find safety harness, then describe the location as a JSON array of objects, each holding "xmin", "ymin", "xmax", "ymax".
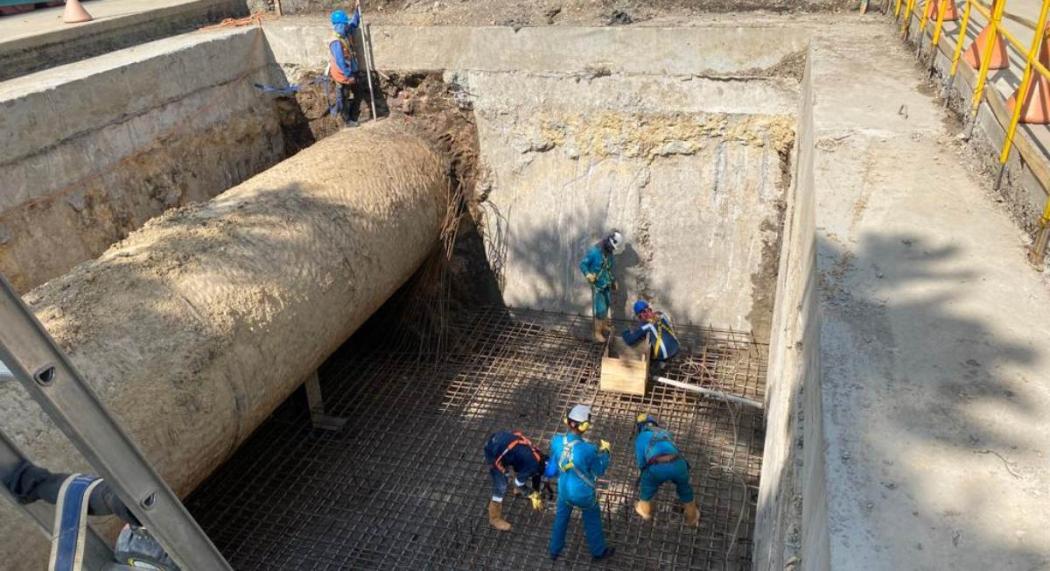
[
  {"xmin": 649, "ymin": 315, "xmax": 677, "ymax": 360},
  {"xmin": 492, "ymin": 432, "xmax": 542, "ymax": 474},
  {"xmin": 596, "ymin": 253, "xmax": 614, "ymax": 289},
  {"xmin": 641, "ymin": 429, "xmax": 681, "ymax": 471},
  {"xmin": 558, "ymin": 438, "xmax": 596, "ymax": 489}
]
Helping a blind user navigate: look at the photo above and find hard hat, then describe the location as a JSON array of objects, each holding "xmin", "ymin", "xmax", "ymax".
[
  {"xmin": 606, "ymin": 230, "xmax": 625, "ymax": 255},
  {"xmin": 635, "ymin": 412, "xmax": 658, "ymax": 433},
  {"xmin": 330, "ymin": 9, "xmax": 350, "ymax": 25},
  {"xmin": 633, "ymin": 299, "xmax": 650, "ymax": 316},
  {"xmin": 566, "ymin": 404, "xmax": 592, "ymax": 432}
]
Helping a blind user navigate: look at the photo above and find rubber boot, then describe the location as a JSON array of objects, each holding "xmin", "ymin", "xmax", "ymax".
[
  {"xmin": 634, "ymin": 500, "xmax": 653, "ymax": 521},
  {"xmin": 593, "ymin": 318, "xmax": 607, "ymax": 343},
  {"xmin": 488, "ymin": 501, "xmax": 511, "ymax": 531},
  {"xmin": 683, "ymin": 500, "xmax": 700, "ymax": 527}
]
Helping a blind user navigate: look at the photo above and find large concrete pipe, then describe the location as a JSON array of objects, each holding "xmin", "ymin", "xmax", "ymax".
[{"xmin": 0, "ymin": 119, "xmax": 448, "ymax": 562}]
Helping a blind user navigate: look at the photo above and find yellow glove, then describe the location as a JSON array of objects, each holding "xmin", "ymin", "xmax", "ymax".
[
  {"xmin": 585, "ymin": 273, "xmax": 597, "ymax": 284},
  {"xmin": 599, "ymin": 439, "xmax": 611, "ymax": 453},
  {"xmin": 529, "ymin": 491, "xmax": 543, "ymax": 511}
]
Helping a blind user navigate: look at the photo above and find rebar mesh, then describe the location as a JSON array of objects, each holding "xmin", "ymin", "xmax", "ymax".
[{"xmin": 186, "ymin": 307, "xmax": 767, "ymax": 570}]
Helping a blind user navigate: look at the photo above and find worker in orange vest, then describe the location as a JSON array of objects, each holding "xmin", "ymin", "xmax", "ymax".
[{"xmin": 328, "ymin": 2, "xmax": 362, "ymax": 126}]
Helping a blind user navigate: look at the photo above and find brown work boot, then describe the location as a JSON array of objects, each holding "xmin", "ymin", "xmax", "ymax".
[
  {"xmin": 593, "ymin": 318, "xmax": 607, "ymax": 343},
  {"xmin": 488, "ymin": 501, "xmax": 511, "ymax": 531},
  {"xmin": 634, "ymin": 500, "xmax": 653, "ymax": 521},
  {"xmin": 683, "ymin": 500, "xmax": 700, "ymax": 527}
]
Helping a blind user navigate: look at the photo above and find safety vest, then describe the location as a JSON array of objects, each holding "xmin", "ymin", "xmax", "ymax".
[
  {"xmin": 558, "ymin": 438, "xmax": 596, "ymax": 488},
  {"xmin": 492, "ymin": 431, "xmax": 541, "ymax": 474},
  {"xmin": 649, "ymin": 315, "xmax": 677, "ymax": 360},
  {"xmin": 328, "ymin": 33, "xmax": 357, "ymax": 85}
]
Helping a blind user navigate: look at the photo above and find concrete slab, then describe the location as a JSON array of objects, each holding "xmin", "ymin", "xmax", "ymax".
[
  {"xmin": 0, "ymin": 0, "xmax": 247, "ymax": 80},
  {"xmin": 812, "ymin": 20, "xmax": 1050, "ymax": 571}
]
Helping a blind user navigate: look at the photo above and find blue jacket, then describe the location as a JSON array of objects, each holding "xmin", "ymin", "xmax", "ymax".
[
  {"xmin": 579, "ymin": 244, "xmax": 614, "ymax": 290},
  {"xmin": 485, "ymin": 431, "xmax": 543, "ymax": 482},
  {"xmin": 329, "ymin": 9, "xmax": 361, "ymax": 77},
  {"xmin": 634, "ymin": 427, "xmax": 680, "ymax": 470},
  {"xmin": 623, "ymin": 312, "xmax": 679, "ymax": 361},
  {"xmin": 549, "ymin": 432, "xmax": 609, "ymax": 503}
]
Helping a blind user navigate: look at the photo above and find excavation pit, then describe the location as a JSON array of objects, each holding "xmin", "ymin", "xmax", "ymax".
[{"xmin": 185, "ymin": 308, "xmax": 767, "ymax": 570}]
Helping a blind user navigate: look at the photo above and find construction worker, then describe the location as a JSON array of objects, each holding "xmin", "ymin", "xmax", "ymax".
[
  {"xmin": 483, "ymin": 430, "xmax": 548, "ymax": 531},
  {"xmin": 622, "ymin": 299, "xmax": 680, "ymax": 368},
  {"xmin": 2, "ymin": 459, "xmax": 178, "ymax": 570},
  {"xmin": 633, "ymin": 413, "xmax": 699, "ymax": 527},
  {"xmin": 548, "ymin": 404, "xmax": 615, "ymax": 562},
  {"xmin": 579, "ymin": 230, "xmax": 625, "ymax": 343},
  {"xmin": 327, "ymin": 2, "xmax": 362, "ymax": 126}
]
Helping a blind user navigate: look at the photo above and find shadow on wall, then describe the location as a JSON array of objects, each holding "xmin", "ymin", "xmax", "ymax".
[
  {"xmin": 480, "ymin": 201, "xmax": 704, "ymax": 329},
  {"xmin": 816, "ymin": 231, "xmax": 1047, "ymax": 568}
]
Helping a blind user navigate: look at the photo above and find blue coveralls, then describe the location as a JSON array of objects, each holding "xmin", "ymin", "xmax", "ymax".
[
  {"xmin": 635, "ymin": 427, "xmax": 693, "ymax": 503},
  {"xmin": 579, "ymin": 244, "xmax": 615, "ymax": 319},
  {"xmin": 328, "ymin": 9, "xmax": 361, "ymax": 120},
  {"xmin": 622, "ymin": 312, "xmax": 680, "ymax": 361},
  {"xmin": 483, "ymin": 431, "xmax": 543, "ymax": 501},
  {"xmin": 548, "ymin": 432, "xmax": 610, "ymax": 558}
]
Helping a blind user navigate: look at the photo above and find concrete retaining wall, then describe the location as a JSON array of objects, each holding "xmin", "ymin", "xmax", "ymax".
[
  {"xmin": 753, "ymin": 52, "xmax": 827, "ymax": 570},
  {"xmin": 0, "ymin": 27, "xmax": 285, "ymax": 292}
]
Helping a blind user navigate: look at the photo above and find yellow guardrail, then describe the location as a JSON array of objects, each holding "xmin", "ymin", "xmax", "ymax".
[{"xmin": 898, "ymin": 0, "xmax": 1050, "ymax": 264}]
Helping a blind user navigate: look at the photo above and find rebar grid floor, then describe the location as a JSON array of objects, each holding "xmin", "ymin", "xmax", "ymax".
[{"xmin": 186, "ymin": 307, "xmax": 767, "ymax": 570}]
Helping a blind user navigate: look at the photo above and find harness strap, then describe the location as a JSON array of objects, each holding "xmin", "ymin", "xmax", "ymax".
[
  {"xmin": 558, "ymin": 439, "xmax": 597, "ymax": 489},
  {"xmin": 493, "ymin": 432, "xmax": 541, "ymax": 474},
  {"xmin": 650, "ymin": 316, "xmax": 676, "ymax": 359},
  {"xmin": 641, "ymin": 429, "xmax": 681, "ymax": 472},
  {"xmin": 48, "ymin": 474, "xmax": 103, "ymax": 571}
]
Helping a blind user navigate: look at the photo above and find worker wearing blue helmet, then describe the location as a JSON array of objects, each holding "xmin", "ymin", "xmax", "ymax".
[
  {"xmin": 328, "ymin": 2, "xmax": 362, "ymax": 125},
  {"xmin": 622, "ymin": 299, "xmax": 680, "ymax": 367},
  {"xmin": 547, "ymin": 404, "xmax": 615, "ymax": 562},
  {"xmin": 633, "ymin": 413, "xmax": 699, "ymax": 527}
]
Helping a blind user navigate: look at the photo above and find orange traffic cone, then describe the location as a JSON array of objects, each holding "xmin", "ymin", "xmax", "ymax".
[
  {"xmin": 63, "ymin": 0, "xmax": 93, "ymax": 24},
  {"xmin": 963, "ymin": 22, "xmax": 1009, "ymax": 70},
  {"xmin": 1007, "ymin": 30, "xmax": 1050, "ymax": 124},
  {"xmin": 924, "ymin": 0, "xmax": 959, "ymax": 21}
]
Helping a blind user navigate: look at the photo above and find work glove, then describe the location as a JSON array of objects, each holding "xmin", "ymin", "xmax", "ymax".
[
  {"xmin": 599, "ymin": 439, "xmax": 611, "ymax": 453},
  {"xmin": 529, "ymin": 491, "xmax": 544, "ymax": 511},
  {"xmin": 585, "ymin": 273, "xmax": 597, "ymax": 284}
]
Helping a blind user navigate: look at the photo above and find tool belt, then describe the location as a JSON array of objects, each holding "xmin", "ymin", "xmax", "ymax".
[{"xmin": 645, "ymin": 454, "xmax": 680, "ymax": 467}]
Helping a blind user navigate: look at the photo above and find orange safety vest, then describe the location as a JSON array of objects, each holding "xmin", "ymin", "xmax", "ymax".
[
  {"xmin": 328, "ymin": 33, "xmax": 357, "ymax": 85},
  {"xmin": 492, "ymin": 432, "xmax": 542, "ymax": 474}
]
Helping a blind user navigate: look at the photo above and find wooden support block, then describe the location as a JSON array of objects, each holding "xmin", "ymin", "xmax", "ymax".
[{"xmin": 600, "ymin": 337, "xmax": 649, "ymax": 395}]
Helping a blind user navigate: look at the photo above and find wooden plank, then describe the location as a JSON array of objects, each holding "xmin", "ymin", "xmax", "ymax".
[{"xmin": 600, "ymin": 337, "xmax": 648, "ymax": 395}]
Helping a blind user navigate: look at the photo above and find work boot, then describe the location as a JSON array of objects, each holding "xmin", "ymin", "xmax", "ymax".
[
  {"xmin": 634, "ymin": 500, "xmax": 653, "ymax": 521},
  {"xmin": 683, "ymin": 500, "xmax": 700, "ymax": 527},
  {"xmin": 488, "ymin": 501, "xmax": 511, "ymax": 531},
  {"xmin": 592, "ymin": 547, "xmax": 616, "ymax": 562},
  {"xmin": 603, "ymin": 318, "xmax": 614, "ymax": 340},
  {"xmin": 593, "ymin": 318, "xmax": 607, "ymax": 343}
]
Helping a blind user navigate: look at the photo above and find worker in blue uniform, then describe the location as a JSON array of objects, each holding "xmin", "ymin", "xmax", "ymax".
[
  {"xmin": 483, "ymin": 430, "xmax": 548, "ymax": 531},
  {"xmin": 579, "ymin": 230, "xmax": 625, "ymax": 342},
  {"xmin": 622, "ymin": 299, "xmax": 680, "ymax": 369},
  {"xmin": 547, "ymin": 404, "xmax": 615, "ymax": 562},
  {"xmin": 327, "ymin": 3, "xmax": 362, "ymax": 125},
  {"xmin": 633, "ymin": 413, "xmax": 699, "ymax": 527}
]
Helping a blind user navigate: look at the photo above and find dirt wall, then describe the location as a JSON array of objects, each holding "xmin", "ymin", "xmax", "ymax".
[{"xmin": 0, "ymin": 119, "xmax": 448, "ymax": 566}]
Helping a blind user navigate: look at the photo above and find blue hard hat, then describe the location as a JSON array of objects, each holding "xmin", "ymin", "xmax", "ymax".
[
  {"xmin": 330, "ymin": 9, "xmax": 350, "ymax": 25},
  {"xmin": 633, "ymin": 299, "xmax": 650, "ymax": 316},
  {"xmin": 635, "ymin": 412, "xmax": 658, "ymax": 433}
]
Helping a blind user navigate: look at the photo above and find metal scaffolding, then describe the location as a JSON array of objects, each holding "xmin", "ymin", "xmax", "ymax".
[{"xmin": 186, "ymin": 307, "xmax": 767, "ymax": 570}]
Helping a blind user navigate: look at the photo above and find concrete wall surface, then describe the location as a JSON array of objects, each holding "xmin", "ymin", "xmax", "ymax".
[
  {"xmin": 0, "ymin": 27, "xmax": 285, "ymax": 292},
  {"xmin": 262, "ymin": 21, "xmax": 810, "ymax": 78},
  {"xmin": 461, "ymin": 68, "xmax": 796, "ymax": 333},
  {"xmin": 0, "ymin": 0, "xmax": 249, "ymax": 81},
  {"xmin": 753, "ymin": 53, "xmax": 826, "ymax": 571}
]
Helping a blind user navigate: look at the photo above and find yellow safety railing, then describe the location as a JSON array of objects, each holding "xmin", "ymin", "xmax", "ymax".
[{"xmin": 897, "ymin": 0, "xmax": 1050, "ymax": 264}]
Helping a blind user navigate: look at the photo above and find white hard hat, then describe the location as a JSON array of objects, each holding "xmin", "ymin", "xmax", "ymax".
[
  {"xmin": 607, "ymin": 230, "xmax": 625, "ymax": 255},
  {"xmin": 567, "ymin": 404, "xmax": 592, "ymax": 423}
]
